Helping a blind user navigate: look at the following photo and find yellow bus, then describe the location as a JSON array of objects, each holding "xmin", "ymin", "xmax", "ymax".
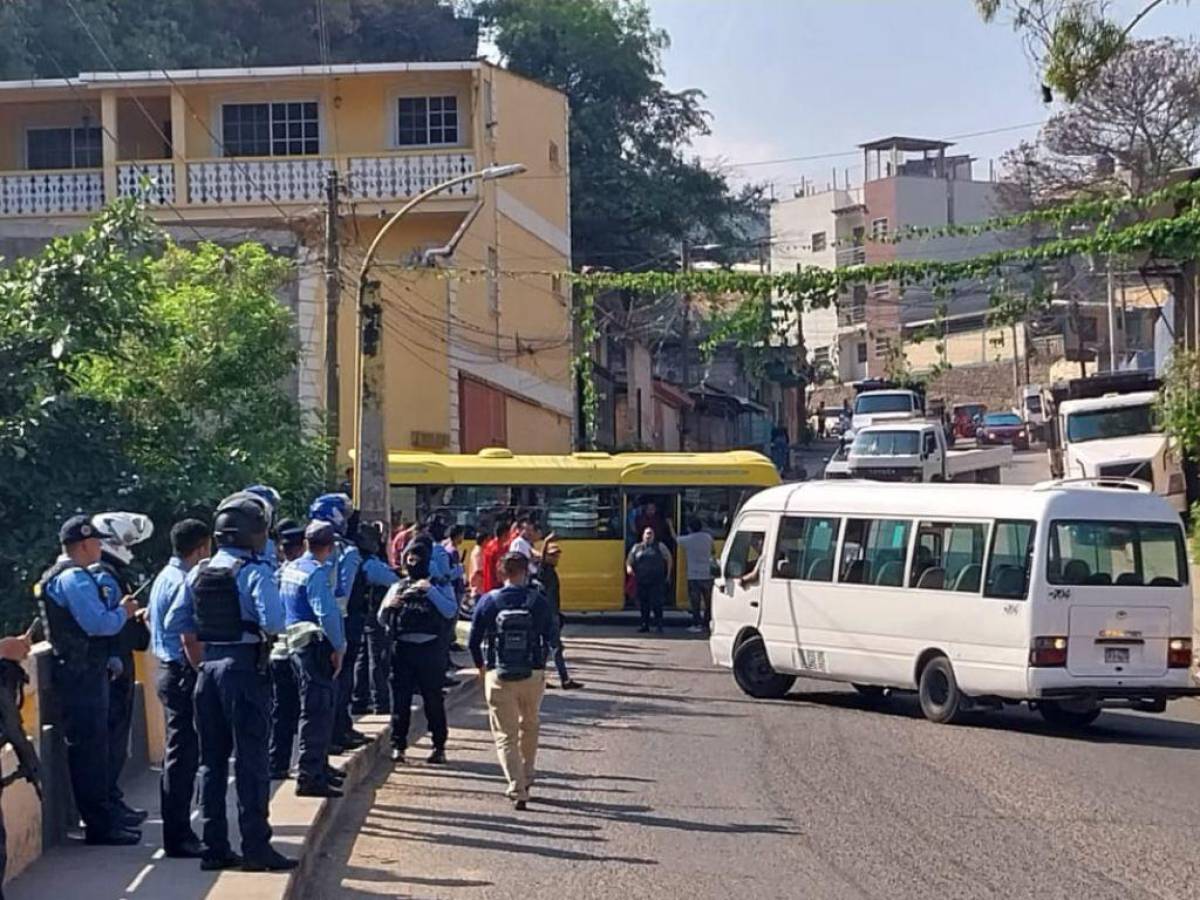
[{"xmin": 389, "ymin": 449, "xmax": 781, "ymax": 612}]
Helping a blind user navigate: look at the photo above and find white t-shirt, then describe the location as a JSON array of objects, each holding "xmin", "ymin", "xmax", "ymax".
[
  {"xmin": 509, "ymin": 534, "xmax": 538, "ymax": 574},
  {"xmin": 677, "ymin": 531, "xmax": 715, "ymax": 581}
]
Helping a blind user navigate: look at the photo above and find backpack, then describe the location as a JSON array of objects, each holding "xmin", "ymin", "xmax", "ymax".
[
  {"xmin": 494, "ymin": 592, "xmax": 539, "ymax": 681},
  {"xmin": 392, "ymin": 582, "xmax": 443, "ymax": 636}
]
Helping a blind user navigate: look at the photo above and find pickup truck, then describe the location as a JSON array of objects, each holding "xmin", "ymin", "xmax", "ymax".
[{"xmin": 847, "ymin": 421, "xmax": 1012, "ymax": 483}]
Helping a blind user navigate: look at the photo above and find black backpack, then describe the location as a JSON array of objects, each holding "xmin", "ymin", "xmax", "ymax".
[
  {"xmin": 392, "ymin": 583, "xmax": 443, "ymax": 636},
  {"xmin": 494, "ymin": 590, "xmax": 539, "ymax": 681}
]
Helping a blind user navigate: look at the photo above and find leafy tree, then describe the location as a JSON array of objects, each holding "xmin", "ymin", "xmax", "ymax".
[
  {"xmin": 999, "ymin": 38, "xmax": 1200, "ymax": 206},
  {"xmin": 974, "ymin": 0, "xmax": 1188, "ymax": 101},
  {"xmin": 476, "ymin": 0, "xmax": 764, "ymax": 269},
  {"xmin": 0, "ymin": 202, "xmax": 326, "ymax": 630}
]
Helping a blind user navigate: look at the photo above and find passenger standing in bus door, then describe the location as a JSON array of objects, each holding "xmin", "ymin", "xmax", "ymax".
[
  {"xmin": 677, "ymin": 517, "xmax": 716, "ymax": 634},
  {"xmin": 627, "ymin": 527, "xmax": 672, "ymax": 635}
]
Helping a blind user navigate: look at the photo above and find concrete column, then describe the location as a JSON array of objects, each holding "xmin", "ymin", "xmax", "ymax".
[
  {"xmin": 170, "ymin": 88, "xmax": 188, "ymax": 205},
  {"xmin": 100, "ymin": 91, "xmax": 118, "ymax": 203}
]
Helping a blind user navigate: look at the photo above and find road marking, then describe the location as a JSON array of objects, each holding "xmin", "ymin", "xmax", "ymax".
[{"xmin": 124, "ymin": 864, "xmax": 154, "ymax": 893}]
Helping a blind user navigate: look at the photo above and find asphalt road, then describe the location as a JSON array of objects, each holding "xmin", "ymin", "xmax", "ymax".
[{"xmin": 306, "ymin": 629, "xmax": 1200, "ymax": 900}]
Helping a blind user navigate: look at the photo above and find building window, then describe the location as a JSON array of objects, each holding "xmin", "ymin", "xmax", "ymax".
[
  {"xmin": 811, "ymin": 231, "xmax": 826, "ymax": 253},
  {"xmin": 222, "ymin": 102, "xmax": 319, "ymax": 157},
  {"xmin": 874, "ymin": 336, "xmax": 891, "ymax": 357},
  {"xmin": 398, "ymin": 96, "xmax": 459, "ymax": 147},
  {"xmin": 856, "ymin": 342, "xmax": 868, "ymax": 364},
  {"xmin": 27, "ymin": 126, "xmax": 102, "ymax": 170},
  {"xmin": 871, "ymin": 217, "xmax": 889, "ymax": 239},
  {"xmin": 812, "ymin": 346, "xmax": 832, "ymax": 370},
  {"xmin": 871, "ymin": 281, "xmax": 890, "ymax": 299}
]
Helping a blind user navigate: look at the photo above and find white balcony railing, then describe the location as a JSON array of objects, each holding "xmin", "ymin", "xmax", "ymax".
[
  {"xmin": 186, "ymin": 157, "xmax": 333, "ymax": 206},
  {"xmin": 117, "ymin": 162, "xmax": 176, "ymax": 206},
  {"xmin": 0, "ymin": 169, "xmax": 103, "ymax": 216},
  {"xmin": 346, "ymin": 152, "xmax": 477, "ymax": 201},
  {"xmin": 839, "ymin": 304, "xmax": 868, "ymax": 327},
  {"xmin": 836, "ymin": 245, "xmax": 866, "ymax": 267}
]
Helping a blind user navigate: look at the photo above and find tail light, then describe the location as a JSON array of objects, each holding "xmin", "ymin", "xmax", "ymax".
[
  {"xmin": 1168, "ymin": 637, "xmax": 1192, "ymax": 668},
  {"xmin": 1030, "ymin": 636, "xmax": 1068, "ymax": 667}
]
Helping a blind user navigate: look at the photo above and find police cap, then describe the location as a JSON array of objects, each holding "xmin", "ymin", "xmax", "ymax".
[
  {"xmin": 276, "ymin": 517, "xmax": 305, "ymax": 548},
  {"xmin": 305, "ymin": 520, "xmax": 336, "ymax": 547},
  {"xmin": 59, "ymin": 514, "xmax": 97, "ymax": 545}
]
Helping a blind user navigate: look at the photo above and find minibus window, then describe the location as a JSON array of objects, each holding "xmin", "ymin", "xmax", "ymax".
[
  {"xmin": 912, "ymin": 521, "xmax": 987, "ymax": 592},
  {"xmin": 1047, "ymin": 520, "xmax": 1187, "ymax": 587},
  {"xmin": 682, "ymin": 487, "xmax": 738, "ymax": 539},
  {"xmin": 725, "ymin": 530, "xmax": 765, "ymax": 580},
  {"xmin": 984, "ymin": 519, "xmax": 1035, "ymax": 600},
  {"xmin": 773, "ymin": 516, "xmax": 839, "ymax": 582},
  {"xmin": 840, "ymin": 518, "xmax": 911, "ymax": 587}
]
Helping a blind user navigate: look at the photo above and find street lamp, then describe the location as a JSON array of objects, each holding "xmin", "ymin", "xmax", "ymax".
[{"xmin": 352, "ymin": 162, "xmax": 527, "ymax": 523}]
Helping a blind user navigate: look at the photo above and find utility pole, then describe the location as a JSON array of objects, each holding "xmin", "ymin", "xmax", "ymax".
[
  {"xmin": 323, "ymin": 171, "xmax": 341, "ymax": 483},
  {"xmin": 1105, "ymin": 253, "xmax": 1118, "ymax": 371},
  {"xmin": 680, "ymin": 239, "xmax": 691, "ymax": 450}
]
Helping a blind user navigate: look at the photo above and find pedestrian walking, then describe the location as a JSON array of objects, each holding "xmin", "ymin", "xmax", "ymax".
[
  {"xmin": 268, "ymin": 519, "xmax": 305, "ymax": 779},
  {"xmin": 147, "ymin": 518, "xmax": 211, "ymax": 859},
  {"xmin": 353, "ymin": 522, "xmax": 397, "ymax": 715},
  {"xmin": 479, "ymin": 519, "xmax": 508, "ymax": 594},
  {"xmin": 36, "ymin": 515, "xmax": 141, "ymax": 845},
  {"xmin": 165, "ymin": 493, "xmax": 296, "ymax": 872},
  {"xmin": 468, "ymin": 552, "xmax": 559, "ymax": 810},
  {"xmin": 279, "ymin": 521, "xmax": 346, "ymax": 798},
  {"xmin": 676, "ymin": 517, "xmax": 716, "ymax": 634},
  {"xmin": 626, "ymin": 527, "xmax": 672, "ymax": 634},
  {"xmin": 379, "ymin": 541, "xmax": 457, "ymax": 764},
  {"xmin": 536, "ymin": 542, "xmax": 582, "ymax": 689}
]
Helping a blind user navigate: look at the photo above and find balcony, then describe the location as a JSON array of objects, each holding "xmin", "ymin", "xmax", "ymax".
[
  {"xmin": 0, "ymin": 169, "xmax": 104, "ymax": 216},
  {"xmin": 346, "ymin": 152, "xmax": 478, "ymax": 201},
  {"xmin": 836, "ymin": 245, "xmax": 865, "ymax": 267},
  {"xmin": 838, "ymin": 303, "xmax": 867, "ymax": 327},
  {"xmin": 185, "ymin": 156, "xmax": 333, "ymax": 207}
]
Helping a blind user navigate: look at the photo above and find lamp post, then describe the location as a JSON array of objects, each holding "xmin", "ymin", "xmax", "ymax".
[{"xmin": 352, "ymin": 163, "xmax": 526, "ymax": 524}]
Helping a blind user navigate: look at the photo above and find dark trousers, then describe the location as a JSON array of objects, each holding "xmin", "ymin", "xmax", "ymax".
[
  {"xmin": 353, "ymin": 616, "xmax": 390, "ymax": 713},
  {"xmin": 388, "ymin": 639, "xmax": 447, "ymax": 751},
  {"xmin": 441, "ymin": 615, "xmax": 456, "ymax": 673},
  {"xmin": 333, "ymin": 613, "xmax": 363, "ymax": 741},
  {"xmin": 637, "ymin": 582, "xmax": 666, "ymax": 629},
  {"xmin": 0, "ymin": 800, "xmax": 6, "ymax": 900},
  {"xmin": 107, "ymin": 656, "xmax": 134, "ymax": 804},
  {"xmin": 687, "ymin": 579, "xmax": 713, "ymax": 628},
  {"xmin": 195, "ymin": 645, "xmax": 272, "ymax": 859},
  {"xmin": 154, "ymin": 660, "xmax": 199, "ymax": 851},
  {"xmin": 292, "ymin": 642, "xmax": 336, "ymax": 783},
  {"xmin": 268, "ymin": 656, "xmax": 299, "ymax": 775},
  {"xmin": 54, "ymin": 661, "xmax": 113, "ymax": 836}
]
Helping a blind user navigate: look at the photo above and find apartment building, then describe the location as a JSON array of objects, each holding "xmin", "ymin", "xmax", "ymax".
[
  {"xmin": 0, "ymin": 61, "xmax": 573, "ymax": 459},
  {"xmin": 770, "ymin": 136, "xmax": 1011, "ymax": 382}
]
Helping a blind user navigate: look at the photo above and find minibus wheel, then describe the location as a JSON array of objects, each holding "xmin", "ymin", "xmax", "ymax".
[
  {"xmin": 1038, "ymin": 700, "xmax": 1101, "ymax": 729},
  {"xmin": 732, "ymin": 636, "xmax": 795, "ymax": 699},
  {"xmin": 918, "ymin": 656, "xmax": 964, "ymax": 724}
]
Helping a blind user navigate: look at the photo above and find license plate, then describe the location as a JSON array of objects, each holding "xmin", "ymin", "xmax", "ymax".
[{"xmin": 1104, "ymin": 647, "xmax": 1130, "ymax": 664}]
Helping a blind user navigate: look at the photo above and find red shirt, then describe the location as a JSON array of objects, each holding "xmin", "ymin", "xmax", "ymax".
[{"xmin": 480, "ymin": 537, "xmax": 503, "ymax": 593}]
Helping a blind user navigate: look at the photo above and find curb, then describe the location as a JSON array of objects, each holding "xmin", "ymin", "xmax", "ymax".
[{"xmin": 279, "ymin": 673, "xmax": 479, "ymax": 900}]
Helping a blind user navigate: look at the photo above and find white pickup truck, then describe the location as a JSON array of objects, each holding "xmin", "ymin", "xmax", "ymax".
[{"xmin": 847, "ymin": 421, "xmax": 1012, "ymax": 483}]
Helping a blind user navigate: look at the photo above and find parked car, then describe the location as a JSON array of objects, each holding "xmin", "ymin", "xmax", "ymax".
[
  {"xmin": 977, "ymin": 412, "xmax": 1030, "ymax": 450},
  {"xmin": 952, "ymin": 403, "xmax": 987, "ymax": 439}
]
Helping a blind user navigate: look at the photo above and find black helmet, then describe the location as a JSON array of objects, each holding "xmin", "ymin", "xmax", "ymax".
[{"xmin": 213, "ymin": 493, "xmax": 270, "ymax": 550}]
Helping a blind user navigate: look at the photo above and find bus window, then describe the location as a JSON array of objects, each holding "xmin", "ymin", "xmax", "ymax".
[
  {"xmin": 1048, "ymin": 520, "xmax": 1187, "ymax": 587},
  {"xmin": 911, "ymin": 521, "xmax": 987, "ymax": 592},
  {"xmin": 682, "ymin": 487, "xmax": 737, "ymax": 539},
  {"xmin": 540, "ymin": 487, "xmax": 621, "ymax": 539},
  {"xmin": 773, "ymin": 516, "xmax": 839, "ymax": 582},
  {"xmin": 984, "ymin": 519, "xmax": 1035, "ymax": 599},
  {"xmin": 840, "ymin": 518, "xmax": 911, "ymax": 587},
  {"xmin": 724, "ymin": 529, "xmax": 765, "ymax": 580}
]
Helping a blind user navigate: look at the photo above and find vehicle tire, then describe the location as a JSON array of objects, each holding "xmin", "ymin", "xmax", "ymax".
[
  {"xmin": 917, "ymin": 656, "xmax": 965, "ymax": 724},
  {"xmin": 1039, "ymin": 700, "xmax": 1101, "ymax": 729},
  {"xmin": 852, "ymin": 683, "xmax": 886, "ymax": 700},
  {"xmin": 732, "ymin": 636, "xmax": 795, "ymax": 700}
]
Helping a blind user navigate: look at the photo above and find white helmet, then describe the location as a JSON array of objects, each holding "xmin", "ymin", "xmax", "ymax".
[{"xmin": 91, "ymin": 511, "xmax": 154, "ymax": 565}]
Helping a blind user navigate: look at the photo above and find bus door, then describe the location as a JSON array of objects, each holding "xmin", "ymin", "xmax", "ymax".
[{"xmin": 623, "ymin": 490, "xmax": 682, "ymax": 608}]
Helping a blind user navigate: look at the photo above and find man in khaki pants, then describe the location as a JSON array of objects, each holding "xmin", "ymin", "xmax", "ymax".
[{"xmin": 468, "ymin": 552, "xmax": 559, "ymax": 810}]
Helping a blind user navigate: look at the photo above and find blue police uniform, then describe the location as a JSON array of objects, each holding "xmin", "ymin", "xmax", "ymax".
[
  {"xmin": 280, "ymin": 551, "xmax": 345, "ymax": 785},
  {"xmin": 40, "ymin": 558, "xmax": 128, "ymax": 839},
  {"xmin": 147, "ymin": 556, "xmax": 202, "ymax": 854},
  {"xmin": 332, "ymin": 545, "xmax": 397, "ymax": 745},
  {"xmin": 91, "ymin": 561, "xmax": 137, "ymax": 815},
  {"xmin": 268, "ymin": 560, "xmax": 300, "ymax": 780},
  {"xmin": 166, "ymin": 546, "xmax": 285, "ymax": 864}
]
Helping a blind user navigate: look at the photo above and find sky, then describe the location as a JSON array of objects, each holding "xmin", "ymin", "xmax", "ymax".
[{"xmin": 644, "ymin": 0, "xmax": 1200, "ymax": 195}]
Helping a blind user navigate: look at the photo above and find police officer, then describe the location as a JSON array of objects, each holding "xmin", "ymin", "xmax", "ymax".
[
  {"xmin": 147, "ymin": 518, "xmax": 210, "ymax": 859},
  {"xmin": 352, "ymin": 522, "xmax": 396, "ymax": 716},
  {"xmin": 280, "ymin": 521, "xmax": 346, "ymax": 797},
  {"xmin": 245, "ymin": 484, "xmax": 282, "ymax": 565},
  {"xmin": 37, "ymin": 515, "xmax": 141, "ymax": 844},
  {"xmin": 268, "ymin": 519, "xmax": 305, "ymax": 780},
  {"xmin": 164, "ymin": 494, "xmax": 295, "ymax": 872},
  {"xmin": 90, "ymin": 511, "xmax": 154, "ymax": 829}
]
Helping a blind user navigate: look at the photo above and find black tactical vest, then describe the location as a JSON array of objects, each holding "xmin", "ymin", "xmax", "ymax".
[
  {"xmin": 36, "ymin": 560, "xmax": 112, "ymax": 672},
  {"xmin": 390, "ymin": 582, "xmax": 444, "ymax": 637},
  {"xmin": 193, "ymin": 559, "xmax": 259, "ymax": 643}
]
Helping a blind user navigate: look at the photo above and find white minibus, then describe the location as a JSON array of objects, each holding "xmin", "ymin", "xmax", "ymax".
[{"xmin": 711, "ymin": 478, "xmax": 1197, "ymax": 727}]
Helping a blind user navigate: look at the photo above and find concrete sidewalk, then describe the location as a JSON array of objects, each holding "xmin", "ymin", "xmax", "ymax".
[{"xmin": 6, "ymin": 656, "xmax": 478, "ymax": 900}]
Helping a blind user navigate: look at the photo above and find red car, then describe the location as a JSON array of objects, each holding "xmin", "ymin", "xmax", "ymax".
[
  {"xmin": 952, "ymin": 403, "xmax": 987, "ymax": 439},
  {"xmin": 977, "ymin": 412, "xmax": 1030, "ymax": 450}
]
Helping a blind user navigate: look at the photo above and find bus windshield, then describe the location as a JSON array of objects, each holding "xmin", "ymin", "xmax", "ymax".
[
  {"xmin": 1065, "ymin": 404, "xmax": 1159, "ymax": 443},
  {"xmin": 1048, "ymin": 520, "xmax": 1187, "ymax": 587},
  {"xmin": 855, "ymin": 394, "xmax": 913, "ymax": 415},
  {"xmin": 851, "ymin": 430, "xmax": 920, "ymax": 456}
]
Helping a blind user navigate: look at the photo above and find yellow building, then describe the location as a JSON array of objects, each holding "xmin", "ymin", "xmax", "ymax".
[{"xmin": 0, "ymin": 61, "xmax": 574, "ymax": 459}]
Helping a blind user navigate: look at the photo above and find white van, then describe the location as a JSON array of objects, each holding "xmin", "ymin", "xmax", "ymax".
[{"xmin": 710, "ymin": 479, "xmax": 1196, "ymax": 727}]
